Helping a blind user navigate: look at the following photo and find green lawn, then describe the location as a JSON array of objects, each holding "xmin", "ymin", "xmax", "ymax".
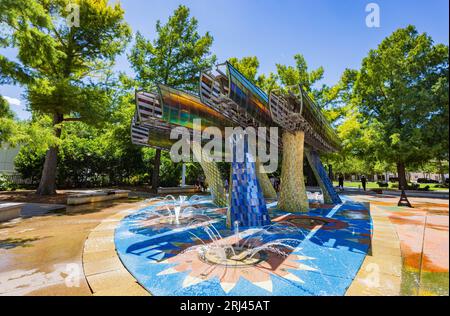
[
  {"xmin": 416, "ymin": 184, "xmax": 449, "ymax": 191},
  {"xmin": 332, "ymin": 181, "xmax": 449, "ymax": 192},
  {"xmin": 332, "ymin": 181, "xmax": 379, "ymax": 189}
]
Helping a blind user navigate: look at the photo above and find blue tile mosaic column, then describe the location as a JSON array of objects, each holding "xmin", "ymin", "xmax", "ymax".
[
  {"xmin": 229, "ymin": 134, "xmax": 271, "ymax": 229},
  {"xmin": 305, "ymin": 149, "xmax": 342, "ymax": 204}
]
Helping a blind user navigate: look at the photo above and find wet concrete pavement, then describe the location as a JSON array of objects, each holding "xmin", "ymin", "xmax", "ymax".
[
  {"xmin": 350, "ymin": 193, "xmax": 449, "ymax": 296},
  {"xmin": 1, "ymin": 192, "xmax": 448, "ymax": 296},
  {"xmin": 0, "ymin": 200, "xmax": 143, "ymax": 296}
]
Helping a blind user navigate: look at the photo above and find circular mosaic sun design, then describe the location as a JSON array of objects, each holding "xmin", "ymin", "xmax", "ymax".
[
  {"xmin": 115, "ymin": 197, "xmax": 372, "ymax": 296},
  {"xmin": 273, "ymin": 214, "xmax": 349, "ymax": 230}
]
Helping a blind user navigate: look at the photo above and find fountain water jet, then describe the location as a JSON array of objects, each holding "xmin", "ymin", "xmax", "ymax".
[{"xmin": 184, "ymin": 222, "xmax": 303, "ymax": 267}]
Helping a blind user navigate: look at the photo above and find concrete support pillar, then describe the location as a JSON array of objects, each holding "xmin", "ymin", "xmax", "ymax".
[
  {"xmin": 228, "ymin": 133, "xmax": 271, "ymax": 228},
  {"xmin": 278, "ymin": 131, "xmax": 309, "ymax": 213},
  {"xmin": 191, "ymin": 142, "xmax": 227, "ymax": 207}
]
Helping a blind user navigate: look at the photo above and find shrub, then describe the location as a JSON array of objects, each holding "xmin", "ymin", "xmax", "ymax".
[
  {"xmin": 185, "ymin": 163, "xmax": 204, "ymax": 185},
  {"xmin": 126, "ymin": 174, "xmax": 149, "ymax": 186},
  {"xmin": 0, "ymin": 175, "xmax": 17, "ymax": 191},
  {"xmin": 417, "ymin": 178, "xmax": 439, "ymax": 184},
  {"xmin": 159, "ymin": 154, "xmax": 182, "ymax": 187},
  {"xmin": 0, "ymin": 175, "xmax": 7, "ymax": 191},
  {"xmin": 390, "ymin": 182, "xmax": 419, "ymax": 190},
  {"xmin": 14, "ymin": 146, "xmax": 45, "ymax": 185},
  {"xmin": 377, "ymin": 181, "xmax": 389, "ymax": 188}
]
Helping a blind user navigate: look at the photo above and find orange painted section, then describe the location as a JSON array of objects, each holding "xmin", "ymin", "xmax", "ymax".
[{"xmin": 372, "ymin": 200, "xmax": 449, "ymax": 273}]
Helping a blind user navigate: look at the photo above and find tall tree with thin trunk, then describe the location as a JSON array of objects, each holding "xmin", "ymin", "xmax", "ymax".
[
  {"xmin": 128, "ymin": 5, "xmax": 216, "ymax": 193},
  {"xmin": 353, "ymin": 25, "xmax": 449, "ymax": 189},
  {"xmin": 0, "ymin": 0, "xmax": 131, "ymax": 195}
]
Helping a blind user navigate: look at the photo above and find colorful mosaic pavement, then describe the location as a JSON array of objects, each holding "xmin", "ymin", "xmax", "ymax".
[
  {"xmin": 370, "ymin": 201, "xmax": 448, "ymax": 296},
  {"xmin": 114, "ymin": 195, "xmax": 372, "ymax": 296}
]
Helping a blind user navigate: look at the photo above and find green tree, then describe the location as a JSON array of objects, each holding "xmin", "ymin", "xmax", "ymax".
[
  {"xmin": 228, "ymin": 54, "xmax": 328, "ymax": 98},
  {"xmin": 228, "ymin": 56, "xmax": 261, "ymax": 83},
  {"xmin": 0, "ymin": 96, "xmax": 13, "ymax": 119},
  {"xmin": 228, "ymin": 56, "xmax": 279, "ymax": 93},
  {"xmin": 0, "ymin": 96, "xmax": 15, "ymax": 143},
  {"xmin": 128, "ymin": 5, "xmax": 216, "ymax": 192},
  {"xmin": 421, "ymin": 70, "xmax": 449, "ymax": 183},
  {"xmin": 276, "ymin": 54, "xmax": 326, "ymax": 103},
  {"xmin": 0, "ymin": 0, "xmax": 131, "ymax": 195},
  {"xmin": 353, "ymin": 25, "xmax": 449, "ymax": 189},
  {"xmin": 15, "ymin": 112, "xmax": 151, "ymax": 188},
  {"xmin": 321, "ymin": 68, "xmax": 373, "ymax": 177},
  {"xmin": 323, "ymin": 69, "xmax": 359, "ymax": 124}
]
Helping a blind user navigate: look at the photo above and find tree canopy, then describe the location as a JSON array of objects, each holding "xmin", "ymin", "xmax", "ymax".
[
  {"xmin": 128, "ymin": 5, "xmax": 216, "ymax": 192},
  {"xmin": 1, "ymin": 4, "xmax": 448, "ymax": 193},
  {"xmin": 0, "ymin": 0, "xmax": 131, "ymax": 194},
  {"xmin": 0, "ymin": 96, "xmax": 15, "ymax": 143},
  {"xmin": 129, "ymin": 5, "xmax": 215, "ymax": 93},
  {"xmin": 352, "ymin": 25, "xmax": 449, "ymax": 186}
]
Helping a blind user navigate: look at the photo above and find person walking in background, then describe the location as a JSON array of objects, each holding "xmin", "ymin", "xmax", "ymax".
[
  {"xmin": 196, "ymin": 176, "xmax": 201, "ymax": 191},
  {"xmin": 199, "ymin": 175, "xmax": 206, "ymax": 192},
  {"xmin": 224, "ymin": 178, "xmax": 229, "ymax": 193},
  {"xmin": 361, "ymin": 175, "xmax": 367, "ymax": 191},
  {"xmin": 274, "ymin": 178, "xmax": 281, "ymax": 192},
  {"xmin": 338, "ymin": 174, "xmax": 344, "ymax": 190}
]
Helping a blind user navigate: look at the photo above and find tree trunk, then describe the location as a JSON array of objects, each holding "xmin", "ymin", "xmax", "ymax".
[
  {"xmin": 36, "ymin": 113, "xmax": 64, "ymax": 195},
  {"xmin": 397, "ymin": 162, "xmax": 407, "ymax": 190},
  {"xmin": 151, "ymin": 149, "xmax": 161, "ymax": 193}
]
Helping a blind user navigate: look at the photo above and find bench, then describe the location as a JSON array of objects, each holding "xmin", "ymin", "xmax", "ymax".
[
  {"xmin": 66, "ymin": 190, "xmax": 130, "ymax": 205},
  {"xmin": 0, "ymin": 203, "xmax": 24, "ymax": 222},
  {"xmin": 157, "ymin": 186, "xmax": 200, "ymax": 195}
]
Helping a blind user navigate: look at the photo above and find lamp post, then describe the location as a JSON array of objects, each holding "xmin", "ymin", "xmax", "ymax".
[{"xmin": 398, "ymin": 185, "xmax": 413, "ymax": 208}]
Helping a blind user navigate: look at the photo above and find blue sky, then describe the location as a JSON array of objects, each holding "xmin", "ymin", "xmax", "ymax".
[{"xmin": 1, "ymin": 0, "xmax": 448, "ymax": 120}]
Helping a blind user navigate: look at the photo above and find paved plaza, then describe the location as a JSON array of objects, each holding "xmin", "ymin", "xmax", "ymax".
[{"xmin": 0, "ymin": 192, "xmax": 447, "ymax": 296}]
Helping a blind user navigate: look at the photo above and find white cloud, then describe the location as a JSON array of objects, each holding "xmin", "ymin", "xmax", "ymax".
[{"xmin": 3, "ymin": 96, "xmax": 22, "ymax": 107}]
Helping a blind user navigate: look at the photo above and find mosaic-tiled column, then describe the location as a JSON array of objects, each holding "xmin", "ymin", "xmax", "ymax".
[
  {"xmin": 229, "ymin": 134, "xmax": 271, "ymax": 228},
  {"xmin": 191, "ymin": 142, "xmax": 228, "ymax": 207},
  {"xmin": 278, "ymin": 131, "xmax": 309, "ymax": 213},
  {"xmin": 256, "ymin": 159, "xmax": 277, "ymax": 199},
  {"xmin": 305, "ymin": 148, "xmax": 342, "ymax": 205}
]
